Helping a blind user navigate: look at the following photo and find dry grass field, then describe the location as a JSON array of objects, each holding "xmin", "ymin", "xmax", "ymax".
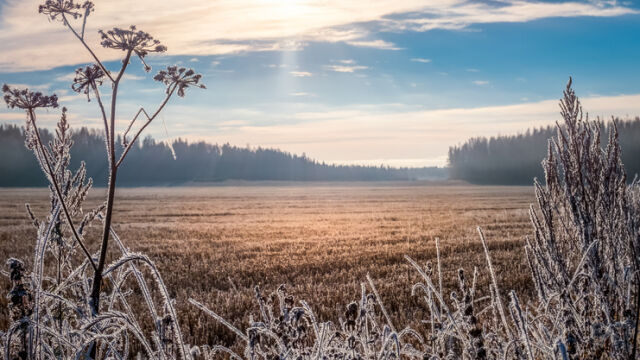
[{"xmin": 0, "ymin": 183, "xmax": 536, "ymax": 348}]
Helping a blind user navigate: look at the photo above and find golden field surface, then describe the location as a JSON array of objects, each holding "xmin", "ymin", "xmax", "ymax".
[{"xmin": 0, "ymin": 183, "xmax": 536, "ymax": 347}]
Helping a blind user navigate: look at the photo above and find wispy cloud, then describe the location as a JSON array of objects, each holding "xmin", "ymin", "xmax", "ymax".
[
  {"xmin": 346, "ymin": 39, "xmax": 401, "ymax": 50},
  {"xmin": 473, "ymin": 80, "xmax": 489, "ymax": 85},
  {"xmin": 385, "ymin": 1, "xmax": 638, "ymax": 32},
  {"xmin": 0, "ymin": 0, "xmax": 635, "ymax": 71},
  {"xmin": 290, "ymin": 71, "xmax": 313, "ymax": 77},
  {"xmin": 4, "ymin": 82, "xmax": 51, "ymax": 91},
  {"xmin": 326, "ymin": 65, "xmax": 368, "ymax": 73},
  {"xmin": 326, "ymin": 60, "xmax": 369, "ymax": 73},
  {"xmin": 123, "ymin": 74, "xmax": 145, "ymax": 81},
  {"xmin": 54, "ymin": 73, "xmax": 75, "ymax": 82},
  {"xmin": 410, "ymin": 58, "xmax": 431, "ymax": 63},
  {"xmin": 54, "ymin": 72, "xmax": 144, "ymax": 82}
]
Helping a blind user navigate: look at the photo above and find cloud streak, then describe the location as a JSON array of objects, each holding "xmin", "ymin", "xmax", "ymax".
[
  {"xmin": 0, "ymin": 0, "xmax": 636, "ymax": 71},
  {"xmin": 346, "ymin": 39, "xmax": 401, "ymax": 50},
  {"xmin": 325, "ymin": 64, "xmax": 368, "ymax": 73},
  {"xmin": 290, "ymin": 71, "xmax": 313, "ymax": 77}
]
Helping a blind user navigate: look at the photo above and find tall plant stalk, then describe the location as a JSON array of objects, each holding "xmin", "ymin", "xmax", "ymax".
[{"xmin": 2, "ymin": 1, "xmax": 205, "ymax": 358}]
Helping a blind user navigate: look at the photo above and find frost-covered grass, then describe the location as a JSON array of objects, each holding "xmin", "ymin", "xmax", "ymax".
[
  {"xmin": 3, "ymin": 80, "xmax": 639, "ymax": 359},
  {"xmin": 2, "ymin": 0, "xmax": 639, "ymax": 358},
  {"xmin": 184, "ymin": 80, "xmax": 640, "ymax": 359},
  {"xmin": 0, "ymin": 184, "xmax": 534, "ymax": 352}
]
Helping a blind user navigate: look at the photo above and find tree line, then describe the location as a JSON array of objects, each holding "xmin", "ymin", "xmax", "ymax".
[
  {"xmin": 448, "ymin": 117, "xmax": 640, "ymax": 185},
  {"xmin": 0, "ymin": 124, "xmax": 445, "ymax": 186}
]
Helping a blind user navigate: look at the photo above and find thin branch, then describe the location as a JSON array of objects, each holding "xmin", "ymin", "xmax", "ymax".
[
  {"xmin": 26, "ymin": 109, "xmax": 96, "ymax": 271},
  {"xmin": 95, "ymin": 49, "xmax": 133, "ymax": 275},
  {"xmin": 92, "ymin": 84, "xmax": 110, "ymax": 156},
  {"xmin": 366, "ymin": 273, "xmax": 396, "ymax": 334},
  {"xmin": 114, "ymin": 50, "xmax": 132, "ymax": 84},
  {"xmin": 61, "ymin": 13, "xmax": 114, "ymax": 83},
  {"xmin": 122, "ymin": 107, "xmax": 152, "ymax": 145},
  {"xmin": 80, "ymin": 7, "xmax": 89, "ymax": 40},
  {"xmin": 90, "ymin": 48, "xmax": 134, "ymax": 320},
  {"xmin": 116, "ymin": 84, "xmax": 177, "ymax": 168},
  {"xmin": 478, "ymin": 227, "xmax": 513, "ymax": 338}
]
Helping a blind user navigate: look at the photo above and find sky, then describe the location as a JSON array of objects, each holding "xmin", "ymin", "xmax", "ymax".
[{"xmin": 1, "ymin": 0, "xmax": 639, "ymax": 167}]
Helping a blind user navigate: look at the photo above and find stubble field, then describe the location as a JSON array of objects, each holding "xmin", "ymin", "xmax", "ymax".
[{"xmin": 0, "ymin": 183, "xmax": 535, "ymax": 348}]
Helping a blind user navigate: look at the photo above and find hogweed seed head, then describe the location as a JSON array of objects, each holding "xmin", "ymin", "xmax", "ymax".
[
  {"xmin": 72, "ymin": 64, "xmax": 105, "ymax": 101},
  {"xmin": 3, "ymin": 1, "xmax": 203, "ymax": 359},
  {"xmin": 2, "ymin": 84, "xmax": 59, "ymax": 110},
  {"xmin": 154, "ymin": 66, "xmax": 206, "ymax": 97},
  {"xmin": 99, "ymin": 26, "xmax": 167, "ymax": 71},
  {"xmin": 38, "ymin": 0, "xmax": 93, "ymax": 21},
  {"xmin": 99, "ymin": 26, "xmax": 166, "ymax": 55}
]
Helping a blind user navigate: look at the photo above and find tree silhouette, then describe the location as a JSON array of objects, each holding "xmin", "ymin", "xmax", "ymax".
[
  {"xmin": 448, "ymin": 117, "xmax": 640, "ymax": 185},
  {"xmin": 0, "ymin": 124, "xmax": 446, "ymax": 186}
]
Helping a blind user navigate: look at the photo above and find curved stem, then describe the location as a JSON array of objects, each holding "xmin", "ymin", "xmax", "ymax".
[
  {"xmin": 92, "ymin": 84, "xmax": 110, "ymax": 155},
  {"xmin": 87, "ymin": 49, "xmax": 133, "ymax": 359},
  {"xmin": 90, "ymin": 49, "xmax": 133, "ymax": 310},
  {"xmin": 61, "ymin": 13, "xmax": 115, "ymax": 83},
  {"xmin": 116, "ymin": 84, "xmax": 176, "ymax": 168},
  {"xmin": 26, "ymin": 109, "xmax": 96, "ymax": 271},
  {"xmin": 122, "ymin": 107, "xmax": 151, "ymax": 145}
]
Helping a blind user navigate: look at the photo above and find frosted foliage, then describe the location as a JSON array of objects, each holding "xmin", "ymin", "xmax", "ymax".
[
  {"xmin": 189, "ymin": 80, "xmax": 640, "ymax": 359},
  {"xmin": 2, "ymin": 6, "xmax": 639, "ymax": 357}
]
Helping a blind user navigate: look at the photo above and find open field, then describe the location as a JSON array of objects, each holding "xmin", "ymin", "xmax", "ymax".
[{"xmin": 0, "ymin": 183, "xmax": 535, "ymax": 348}]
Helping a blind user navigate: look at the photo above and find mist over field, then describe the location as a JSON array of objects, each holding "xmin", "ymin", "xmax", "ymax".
[{"xmin": 0, "ymin": 124, "xmax": 446, "ymax": 186}]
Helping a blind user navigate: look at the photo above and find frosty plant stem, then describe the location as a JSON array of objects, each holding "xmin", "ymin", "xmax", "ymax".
[
  {"xmin": 26, "ymin": 108, "xmax": 96, "ymax": 271},
  {"xmin": 2, "ymin": 1, "xmax": 205, "ymax": 357},
  {"xmin": 89, "ymin": 48, "xmax": 133, "ymax": 319}
]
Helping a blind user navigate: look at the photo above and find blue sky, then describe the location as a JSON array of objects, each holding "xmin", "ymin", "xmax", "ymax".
[{"xmin": 1, "ymin": 0, "xmax": 639, "ymax": 166}]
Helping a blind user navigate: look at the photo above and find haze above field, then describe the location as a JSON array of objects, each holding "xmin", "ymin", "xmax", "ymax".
[{"xmin": 1, "ymin": 0, "xmax": 640, "ymax": 167}]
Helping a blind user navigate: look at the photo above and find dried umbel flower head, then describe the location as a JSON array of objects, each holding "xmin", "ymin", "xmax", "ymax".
[
  {"xmin": 39, "ymin": 0, "xmax": 93, "ymax": 21},
  {"xmin": 154, "ymin": 66, "xmax": 206, "ymax": 97},
  {"xmin": 99, "ymin": 26, "xmax": 167, "ymax": 71},
  {"xmin": 2, "ymin": 84, "xmax": 59, "ymax": 110},
  {"xmin": 72, "ymin": 64, "xmax": 105, "ymax": 101}
]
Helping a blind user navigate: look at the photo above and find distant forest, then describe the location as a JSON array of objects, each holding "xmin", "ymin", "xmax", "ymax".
[
  {"xmin": 448, "ymin": 117, "xmax": 640, "ymax": 185},
  {"xmin": 0, "ymin": 124, "xmax": 445, "ymax": 186}
]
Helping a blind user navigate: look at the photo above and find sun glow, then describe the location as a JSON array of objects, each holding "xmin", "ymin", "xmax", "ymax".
[{"xmin": 262, "ymin": 0, "xmax": 311, "ymax": 20}]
